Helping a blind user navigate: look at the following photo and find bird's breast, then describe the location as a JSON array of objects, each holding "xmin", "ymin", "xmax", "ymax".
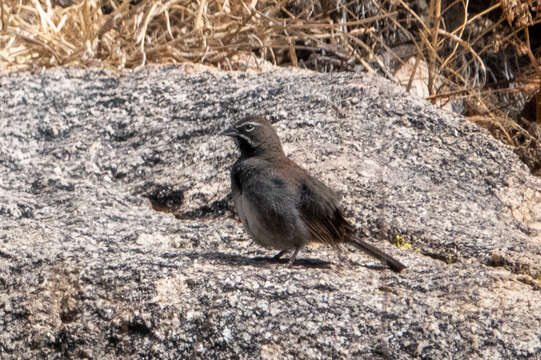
[{"xmin": 231, "ymin": 163, "xmax": 309, "ymax": 251}]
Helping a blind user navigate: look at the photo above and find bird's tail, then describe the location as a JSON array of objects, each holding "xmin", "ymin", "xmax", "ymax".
[{"xmin": 348, "ymin": 237, "xmax": 406, "ymax": 273}]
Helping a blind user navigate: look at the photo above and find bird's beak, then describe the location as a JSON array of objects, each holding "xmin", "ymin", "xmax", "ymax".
[{"xmin": 219, "ymin": 127, "xmax": 239, "ymax": 137}]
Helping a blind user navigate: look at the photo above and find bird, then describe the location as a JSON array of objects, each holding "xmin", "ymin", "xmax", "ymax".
[{"xmin": 220, "ymin": 115, "xmax": 406, "ymax": 272}]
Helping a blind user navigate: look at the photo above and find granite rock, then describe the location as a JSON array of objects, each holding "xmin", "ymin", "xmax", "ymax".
[{"xmin": 0, "ymin": 66, "xmax": 540, "ymax": 359}]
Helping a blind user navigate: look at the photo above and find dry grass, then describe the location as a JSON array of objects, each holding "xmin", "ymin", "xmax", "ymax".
[
  {"xmin": 0, "ymin": 0, "xmax": 390, "ymax": 70},
  {"xmin": 0, "ymin": 0, "xmax": 540, "ymax": 172}
]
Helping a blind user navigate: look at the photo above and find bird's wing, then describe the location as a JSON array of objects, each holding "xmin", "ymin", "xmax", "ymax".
[
  {"xmin": 294, "ymin": 168, "xmax": 407, "ymax": 272},
  {"xmin": 295, "ymin": 170, "xmax": 351, "ymax": 246}
]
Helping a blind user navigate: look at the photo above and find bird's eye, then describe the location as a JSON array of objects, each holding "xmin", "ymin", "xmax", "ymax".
[{"xmin": 243, "ymin": 124, "xmax": 255, "ymax": 132}]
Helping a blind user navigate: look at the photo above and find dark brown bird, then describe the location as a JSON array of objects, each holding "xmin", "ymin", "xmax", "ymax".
[{"xmin": 221, "ymin": 115, "xmax": 406, "ymax": 272}]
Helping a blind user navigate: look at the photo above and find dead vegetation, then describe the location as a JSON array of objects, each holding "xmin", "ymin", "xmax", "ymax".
[{"xmin": 0, "ymin": 0, "xmax": 539, "ymax": 174}]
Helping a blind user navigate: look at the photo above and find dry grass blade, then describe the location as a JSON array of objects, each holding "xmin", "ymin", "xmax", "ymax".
[
  {"xmin": 437, "ymin": 28, "xmax": 486, "ymax": 83},
  {"xmin": 439, "ymin": 0, "xmax": 468, "ymax": 75}
]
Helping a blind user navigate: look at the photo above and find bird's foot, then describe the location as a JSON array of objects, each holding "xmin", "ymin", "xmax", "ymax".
[{"xmin": 272, "ymin": 250, "xmax": 288, "ymax": 260}]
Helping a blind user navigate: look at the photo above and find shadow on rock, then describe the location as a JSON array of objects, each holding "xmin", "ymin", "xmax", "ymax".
[{"xmin": 187, "ymin": 251, "xmax": 333, "ymax": 269}]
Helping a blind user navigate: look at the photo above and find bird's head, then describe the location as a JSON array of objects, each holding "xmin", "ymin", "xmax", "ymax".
[{"xmin": 221, "ymin": 116, "xmax": 285, "ymax": 159}]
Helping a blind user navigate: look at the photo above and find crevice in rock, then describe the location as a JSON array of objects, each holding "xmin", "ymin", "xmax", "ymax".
[
  {"xmin": 486, "ymin": 252, "xmax": 537, "ymax": 279},
  {"xmin": 126, "ymin": 317, "xmax": 153, "ymax": 337},
  {"xmin": 140, "ymin": 182, "xmax": 184, "ymax": 213},
  {"xmin": 0, "ymin": 250, "xmax": 14, "ymax": 259},
  {"xmin": 516, "ymin": 275, "xmax": 541, "ymax": 290},
  {"xmin": 420, "ymin": 250, "xmax": 460, "ymax": 264},
  {"xmin": 59, "ymin": 295, "xmax": 79, "ymax": 324},
  {"xmin": 174, "ymin": 194, "xmax": 233, "ymax": 220}
]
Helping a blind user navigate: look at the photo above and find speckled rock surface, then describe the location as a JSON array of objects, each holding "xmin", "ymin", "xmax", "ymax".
[{"xmin": 0, "ymin": 66, "xmax": 540, "ymax": 359}]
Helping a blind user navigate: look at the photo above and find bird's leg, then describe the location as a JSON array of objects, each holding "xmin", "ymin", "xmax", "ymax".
[
  {"xmin": 272, "ymin": 249, "xmax": 289, "ymax": 260},
  {"xmin": 287, "ymin": 247, "xmax": 300, "ymax": 267}
]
